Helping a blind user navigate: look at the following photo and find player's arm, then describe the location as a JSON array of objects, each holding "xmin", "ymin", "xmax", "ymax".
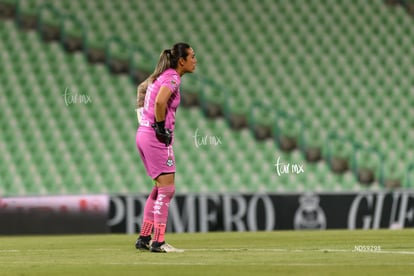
[
  {"xmin": 135, "ymin": 80, "xmax": 148, "ymax": 124},
  {"xmin": 152, "ymin": 85, "xmax": 173, "ymax": 146},
  {"xmin": 154, "ymin": 85, "xmax": 172, "ymax": 122}
]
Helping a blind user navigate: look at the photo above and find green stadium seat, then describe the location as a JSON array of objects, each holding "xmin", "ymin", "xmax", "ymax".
[{"xmin": 1, "ymin": 0, "xmax": 413, "ymax": 196}]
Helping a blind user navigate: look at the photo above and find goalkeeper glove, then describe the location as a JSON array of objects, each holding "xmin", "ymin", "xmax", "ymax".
[{"xmin": 151, "ymin": 120, "xmax": 172, "ymax": 146}]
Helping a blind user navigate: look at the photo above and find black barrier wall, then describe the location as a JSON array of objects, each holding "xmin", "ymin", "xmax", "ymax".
[
  {"xmin": 109, "ymin": 191, "xmax": 414, "ymax": 233},
  {"xmin": 1, "ymin": 191, "xmax": 412, "ymax": 235}
]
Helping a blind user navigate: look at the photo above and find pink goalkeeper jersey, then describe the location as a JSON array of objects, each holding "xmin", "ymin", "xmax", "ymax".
[{"xmin": 139, "ymin": 68, "xmax": 181, "ymax": 132}]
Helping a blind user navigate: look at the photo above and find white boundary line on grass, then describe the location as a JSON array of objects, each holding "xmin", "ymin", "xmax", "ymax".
[
  {"xmin": 1, "ymin": 248, "xmax": 414, "ymax": 255},
  {"xmin": 183, "ymin": 248, "xmax": 414, "ymax": 255},
  {"xmin": 0, "ymin": 248, "xmax": 122, "ymax": 253}
]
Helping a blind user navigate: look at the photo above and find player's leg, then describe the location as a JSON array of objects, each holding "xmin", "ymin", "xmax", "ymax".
[
  {"xmin": 136, "ymin": 136, "xmax": 181, "ymax": 252},
  {"xmin": 152, "ymin": 173, "xmax": 175, "ymax": 244},
  {"xmin": 135, "ymin": 130, "xmax": 156, "ymax": 250},
  {"xmin": 135, "ymin": 180, "xmax": 158, "ymax": 250},
  {"xmin": 150, "ymin": 173, "xmax": 183, "ymax": 253}
]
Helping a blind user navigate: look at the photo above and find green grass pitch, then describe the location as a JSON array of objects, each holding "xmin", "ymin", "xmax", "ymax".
[{"xmin": 1, "ymin": 229, "xmax": 413, "ymax": 276}]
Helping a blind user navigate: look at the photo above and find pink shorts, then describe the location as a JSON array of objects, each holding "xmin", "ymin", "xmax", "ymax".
[{"xmin": 136, "ymin": 128, "xmax": 175, "ymax": 179}]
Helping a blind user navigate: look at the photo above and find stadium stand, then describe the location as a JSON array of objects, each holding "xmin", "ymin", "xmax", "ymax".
[{"xmin": 0, "ymin": 0, "xmax": 413, "ymax": 196}]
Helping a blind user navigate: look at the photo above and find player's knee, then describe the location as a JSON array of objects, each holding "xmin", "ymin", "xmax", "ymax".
[{"xmin": 158, "ymin": 185, "xmax": 175, "ymax": 200}]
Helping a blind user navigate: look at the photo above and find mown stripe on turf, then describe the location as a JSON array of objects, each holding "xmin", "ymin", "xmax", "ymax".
[{"xmin": 1, "ymin": 261, "xmax": 414, "ymax": 266}]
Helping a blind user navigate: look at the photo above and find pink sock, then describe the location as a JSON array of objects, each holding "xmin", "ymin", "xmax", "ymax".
[
  {"xmin": 154, "ymin": 223, "xmax": 167, "ymax": 243},
  {"xmin": 139, "ymin": 186, "xmax": 158, "ymax": 237},
  {"xmin": 153, "ymin": 185, "xmax": 175, "ymax": 242}
]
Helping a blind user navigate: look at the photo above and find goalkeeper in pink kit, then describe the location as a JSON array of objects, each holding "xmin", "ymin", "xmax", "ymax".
[{"xmin": 135, "ymin": 43, "xmax": 197, "ymax": 253}]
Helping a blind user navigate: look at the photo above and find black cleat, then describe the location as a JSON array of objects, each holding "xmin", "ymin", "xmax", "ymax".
[{"xmin": 135, "ymin": 236, "xmax": 151, "ymax": 251}]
